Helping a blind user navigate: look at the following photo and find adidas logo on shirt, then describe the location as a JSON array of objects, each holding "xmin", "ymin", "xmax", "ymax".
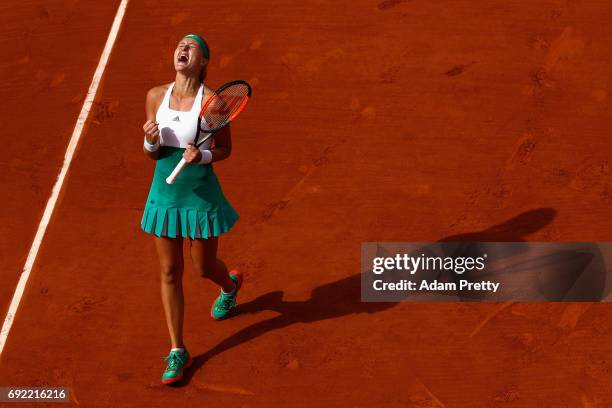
[{"xmin": 172, "ymin": 116, "xmax": 180, "ymax": 122}]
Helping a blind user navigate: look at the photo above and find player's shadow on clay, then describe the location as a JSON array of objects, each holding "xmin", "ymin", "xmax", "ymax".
[
  {"xmin": 176, "ymin": 208, "xmax": 559, "ymax": 385},
  {"xmin": 178, "ymin": 272, "xmax": 392, "ymax": 386}
]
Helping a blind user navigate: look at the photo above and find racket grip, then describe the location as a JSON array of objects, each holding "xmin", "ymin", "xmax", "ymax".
[{"xmin": 166, "ymin": 158, "xmax": 187, "ymax": 184}]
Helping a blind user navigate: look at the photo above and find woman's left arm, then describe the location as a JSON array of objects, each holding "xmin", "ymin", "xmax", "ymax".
[
  {"xmin": 184, "ymin": 125, "xmax": 232, "ymax": 164},
  {"xmin": 210, "ymin": 124, "xmax": 232, "ymax": 162}
]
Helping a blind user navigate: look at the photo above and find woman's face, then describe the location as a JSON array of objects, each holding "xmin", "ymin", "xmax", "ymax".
[{"xmin": 173, "ymin": 38, "xmax": 207, "ymax": 75}]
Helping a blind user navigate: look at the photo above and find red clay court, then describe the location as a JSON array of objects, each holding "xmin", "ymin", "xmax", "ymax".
[{"xmin": 1, "ymin": 0, "xmax": 612, "ymax": 406}]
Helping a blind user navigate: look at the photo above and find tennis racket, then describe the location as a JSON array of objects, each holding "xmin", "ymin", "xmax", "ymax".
[{"xmin": 165, "ymin": 80, "xmax": 252, "ymax": 184}]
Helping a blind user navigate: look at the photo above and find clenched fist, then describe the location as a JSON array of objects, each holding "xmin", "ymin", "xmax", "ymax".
[{"xmin": 143, "ymin": 120, "xmax": 160, "ymax": 144}]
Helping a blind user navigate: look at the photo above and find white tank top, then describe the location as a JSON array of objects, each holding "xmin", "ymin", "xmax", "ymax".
[{"xmin": 156, "ymin": 82, "xmax": 212, "ymax": 149}]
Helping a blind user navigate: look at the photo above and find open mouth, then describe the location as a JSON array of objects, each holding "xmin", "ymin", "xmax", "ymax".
[{"xmin": 178, "ymin": 54, "xmax": 188, "ymax": 63}]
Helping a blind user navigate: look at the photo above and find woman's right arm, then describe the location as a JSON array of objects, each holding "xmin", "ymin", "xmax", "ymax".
[{"xmin": 142, "ymin": 87, "xmax": 163, "ymax": 160}]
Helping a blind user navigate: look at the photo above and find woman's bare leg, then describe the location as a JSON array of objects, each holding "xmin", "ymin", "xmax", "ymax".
[
  {"xmin": 154, "ymin": 236, "xmax": 185, "ymax": 348},
  {"xmin": 189, "ymin": 236, "xmax": 235, "ymax": 292}
]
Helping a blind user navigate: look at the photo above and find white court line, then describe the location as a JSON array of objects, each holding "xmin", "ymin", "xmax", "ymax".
[{"xmin": 0, "ymin": 0, "xmax": 129, "ymax": 357}]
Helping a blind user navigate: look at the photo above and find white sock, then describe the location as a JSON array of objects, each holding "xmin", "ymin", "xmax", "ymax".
[{"xmin": 171, "ymin": 347, "xmax": 185, "ymax": 353}]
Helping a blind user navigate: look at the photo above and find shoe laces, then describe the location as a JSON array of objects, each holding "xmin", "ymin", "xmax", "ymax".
[
  {"xmin": 164, "ymin": 352, "xmax": 186, "ymax": 371},
  {"xmin": 219, "ymin": 292, "xmax": 235, "ymax": 310}
]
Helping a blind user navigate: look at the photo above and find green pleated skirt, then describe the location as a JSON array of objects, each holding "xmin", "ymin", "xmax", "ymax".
[{"xmin": 141, "ymin": 146, "xmax": 239, "ymax": 239}]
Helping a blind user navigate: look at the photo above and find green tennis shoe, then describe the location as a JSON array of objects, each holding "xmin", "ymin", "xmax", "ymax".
[
  {"xmin": 161, "ymin": 349, "xmax": 192, "ymax": 385},
  {"xmin": 211, "ymin": 271, "xmax": 243, "ymax": 320}
]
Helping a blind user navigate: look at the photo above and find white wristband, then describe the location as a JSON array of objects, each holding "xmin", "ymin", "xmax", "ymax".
[
  {"xmin": 143, "ymin": 135, "xmax": 160, "ymax": 152},
  {"xmin": 198, "ymin": 149, "xmax": 213, "ymax": 164}
]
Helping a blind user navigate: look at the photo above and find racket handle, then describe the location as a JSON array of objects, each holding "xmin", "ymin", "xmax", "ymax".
[{"xmin": 166, "ymin": 158, "xmax": 187, "ymax": 184}]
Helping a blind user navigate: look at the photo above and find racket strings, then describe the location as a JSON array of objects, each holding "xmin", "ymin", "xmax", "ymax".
[{"xmin": 200, "ymin": 84, "xmax": 250, "ymax": 132}]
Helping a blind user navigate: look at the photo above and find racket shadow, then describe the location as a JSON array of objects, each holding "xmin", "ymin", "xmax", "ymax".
[
  {"xmin": 436, "ymin": 208, "xmax": 609, "ymax": 302},
  {"xmin": 439, "ymin": 207, "xmax": 557, "ymax": 242}
]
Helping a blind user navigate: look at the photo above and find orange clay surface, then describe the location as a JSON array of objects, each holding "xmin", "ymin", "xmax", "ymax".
[{"xmin": 1, "ymin": 0, "xmax": 612, "ymax": 406}]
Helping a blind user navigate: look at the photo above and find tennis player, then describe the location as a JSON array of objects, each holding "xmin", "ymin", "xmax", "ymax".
[{"xmin": 140, "ymin": 34, "xmax": 242, "ymax": 385}]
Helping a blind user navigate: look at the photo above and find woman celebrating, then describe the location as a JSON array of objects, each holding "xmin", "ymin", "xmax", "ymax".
[{"xmin": 140, "ymin": 34, "xmax": 242, "ymax": 385}]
